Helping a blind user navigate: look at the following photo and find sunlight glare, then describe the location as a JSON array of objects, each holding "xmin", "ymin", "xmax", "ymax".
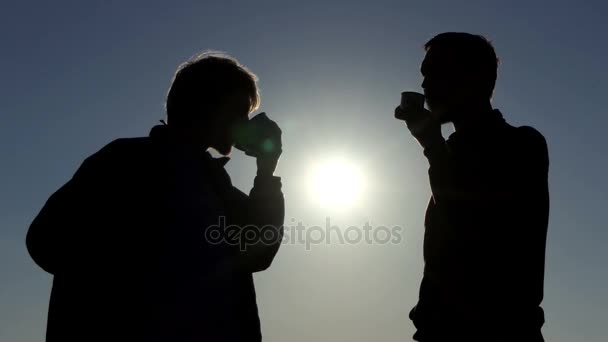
[{"xmin": 308, "ymin": 158, "xmax": 365, "ymax": 209}]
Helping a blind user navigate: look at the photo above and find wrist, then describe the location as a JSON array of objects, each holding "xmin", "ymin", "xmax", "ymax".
[
  {"xmin": 422, "ymin": 137, "xmax": 448, "ymax": 162},
  {"xmin": 418, "ymin": 129, "xmax": 444, "ymax": 149},
  {"xmin": 256, "ymin": 168, "xmax": 275, "ymax": 177},
  {"xmin": 256, "ymin": 156, "xmax": 279, "ymax": 177}
]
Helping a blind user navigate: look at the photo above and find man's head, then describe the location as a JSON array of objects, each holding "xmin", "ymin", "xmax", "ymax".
[
  {"xmin": 421, "ymin": 32, "xmax": 499, "ymax": 123},
  {"xmin": 165, "ymin": 52, "xmax": 260, "ymax": 155}
]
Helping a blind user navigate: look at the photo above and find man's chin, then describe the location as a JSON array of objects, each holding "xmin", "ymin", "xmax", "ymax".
[
  {"xmin": 439, "ymin": 113, "xmax": 452, "ymax": 124},
  {"xmin": 211, "ymin": 145, "xmax": 233, "ymax": 156},
  {"xmin": 219, "ymin": 147, "xmax": 233, "ymax": 156}
]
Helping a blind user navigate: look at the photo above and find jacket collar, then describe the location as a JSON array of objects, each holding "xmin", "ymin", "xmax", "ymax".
[
  {"xmin": 149, "ymin": 124, "xmax": 231, "ymax": 167},
  {"xmin": 447, "ymin": 109, "xmax": 507, "ymax": 144}
]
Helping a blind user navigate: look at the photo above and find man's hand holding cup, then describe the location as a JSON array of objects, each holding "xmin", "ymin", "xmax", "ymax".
[
  {"xmin": 233, "ymin": 112, "xmax": 283, "ymax": 177},
  {"xmin": 395, "ymin": 91, "xmax": 443, "ymax": 149}
]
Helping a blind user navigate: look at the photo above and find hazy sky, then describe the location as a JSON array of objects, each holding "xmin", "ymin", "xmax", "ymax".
[{"xmin": 1, "ymin": 1, "xmax": 607, "ymax": 341}]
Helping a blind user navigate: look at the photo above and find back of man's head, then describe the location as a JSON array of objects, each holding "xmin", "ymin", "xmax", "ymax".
[
  {"xmin": 165, "ymin": 52, "xmax": 260, "ymax": 126},
  {"xmin": 425, "ymin": 32, "xmax": 499, "ymax": 99}
]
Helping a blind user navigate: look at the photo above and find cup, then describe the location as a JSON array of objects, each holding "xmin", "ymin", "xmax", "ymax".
[
  {"xmin": 233, "ymin": 112, "xmax": 280, "ymax": 156},
  {"xmin": 401, "ymin": 91, "xmax": 425, "ymax": 111},
  {"xmin": 396, "ymin": 91, "xmax": 425, "ymax": 121}
]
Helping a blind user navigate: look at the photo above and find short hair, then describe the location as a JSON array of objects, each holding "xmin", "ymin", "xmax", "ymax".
[
  {"xmin": 425, "ymin": 32, "xmax": 499, "ymax": 98},
  {"xmin": 165, "ymin": 51, "xmax": 260, "ymax": 125}
]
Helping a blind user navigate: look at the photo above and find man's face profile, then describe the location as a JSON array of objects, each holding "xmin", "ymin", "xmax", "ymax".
[
  {"xmin": 206, "ymin": 94, "xmax": 251, "ymax": 156},
  {"xmin": 421, "ymin": 48, "xmax": 471, "ymax": 124}
]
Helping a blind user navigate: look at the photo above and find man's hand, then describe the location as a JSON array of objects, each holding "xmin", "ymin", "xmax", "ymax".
[
  {"xmin": 234, "ymin": 112, "xmax": 282, "ymax": 176},
  {"xmin": 395, "ymin": 106, "xmax": 444, "ymax": 149}
]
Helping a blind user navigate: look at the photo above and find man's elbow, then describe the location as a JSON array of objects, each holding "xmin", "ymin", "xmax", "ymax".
[
  {"xmin": 26, "ymin": 222, "xmax": 57, "ymax": 275},
  {"xmin": 250, "ymin": 259, "xmax": 273, "ymax": 273},
  {"xmin": 249, "ymin": 244, "xmax": 281, "ymax": 273}
]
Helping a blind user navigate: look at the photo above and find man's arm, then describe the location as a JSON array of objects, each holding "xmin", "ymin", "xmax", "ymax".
[
  {"xmin": 499, "ymin": 127, "xmax": 550, "ymax": 303},
  {"xmin": 221, "ymin": 173, "xmax": 284, "ymax": 274},
  {"xmin": 230, "ymin": 112, "xmax": 284, "ymax": 273},
  {"xmin": 241, "ymin": 174, "xmax": 285, "ymax": 273},
  {"xmin": 26, "ymin": 142, "xmax": 117, "ymax": 275}
]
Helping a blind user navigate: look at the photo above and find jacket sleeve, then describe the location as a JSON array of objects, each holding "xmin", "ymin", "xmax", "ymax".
[
  {"xmin": 26, "ymin": 142, "xmax": 117, "ymax": 275},
  {"xmin": 499, "ymin": 127, "xmax": 550, "ymax": 300},
  {"xmin": 228, "ymin": 175, "xmax": 285, "ymax": 273}
]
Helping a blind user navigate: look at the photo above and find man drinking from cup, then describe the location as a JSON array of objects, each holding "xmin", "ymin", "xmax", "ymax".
[
  {"xmin": 27, "ymin": 52, "xmax": 284, "ymax": 342},
  {"xmin": 396, "ymin": 33, "xmax": 550, "ymax": 342}
]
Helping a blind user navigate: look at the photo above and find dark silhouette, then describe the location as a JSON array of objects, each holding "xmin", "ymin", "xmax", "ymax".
[
  {"xmin": 27, "ymin": 53, "xmax": 284, "ymax": 342},
  {"xmin": 395, "ymin": 33, "xmax": 549, "ymax": 341}
]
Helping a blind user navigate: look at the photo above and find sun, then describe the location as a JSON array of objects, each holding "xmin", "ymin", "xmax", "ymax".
[{"xmin": 308, "ymin": 158, "xmax": 365, "ymax": 209}]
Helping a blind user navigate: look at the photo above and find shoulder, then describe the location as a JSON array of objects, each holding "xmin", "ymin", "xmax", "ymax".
[
  {"xmin": 515, "ymin": 126, "xmax": 548, "ymax": 156},
  {"xmin": 512, "ymin": 125, "xmax": 549, "ymax": 171},
  {"xmin": 92, "ymin": 137, "xmax": 153, "ymax": 160},
  {"xmin": 101, "ymin": 137, "xmax": 152, "ymax": 154},
  {"xmin": 79, "ymin": 137, "xmax": 154, "ymax": 175},
  {"xmin": 515, "ymin": 126, "xmax": 547, "ymax": 147}
]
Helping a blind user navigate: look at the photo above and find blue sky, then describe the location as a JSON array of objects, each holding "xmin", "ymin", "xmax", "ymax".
[{"xmin": 1, "ymin": 0, "xmax": 607, "ymax": 341}]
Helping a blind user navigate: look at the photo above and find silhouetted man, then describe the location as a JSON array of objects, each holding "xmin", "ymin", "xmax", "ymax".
[
  {"xmin": 27, "ymin": 53, "xmax": 284, "ymax": 342},
  {"xmin": 395, "ymin": 33, "xmax": 549, "ymax": 341}
]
